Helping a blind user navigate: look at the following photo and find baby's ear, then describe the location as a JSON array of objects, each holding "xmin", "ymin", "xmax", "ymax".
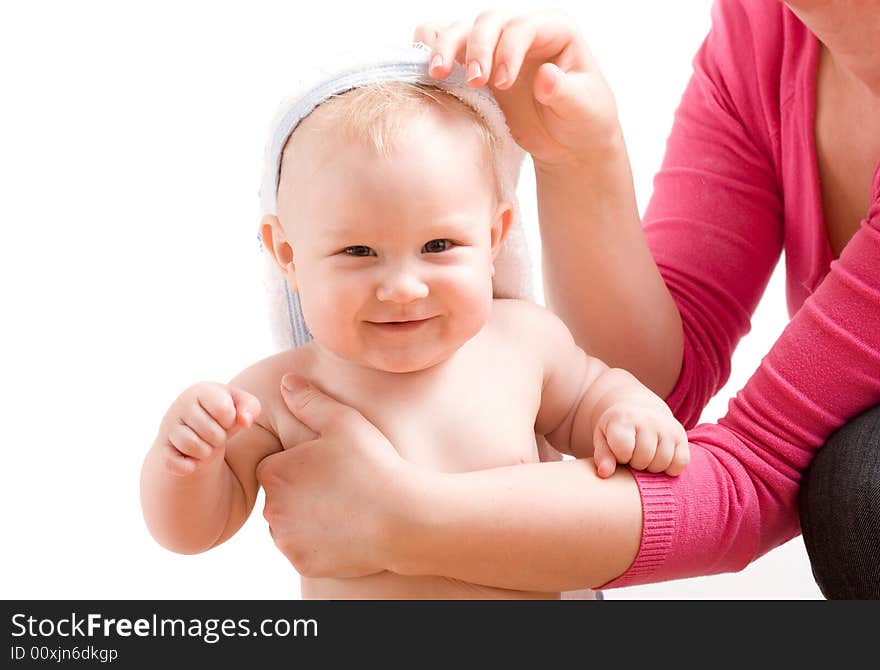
[
  {"xmin": 260, "ymin": 215, "xmax": 298, "ymax": 290},
  {"xmin": 490, "ymin": 201, "xmax": 513, "ymax": 261}
]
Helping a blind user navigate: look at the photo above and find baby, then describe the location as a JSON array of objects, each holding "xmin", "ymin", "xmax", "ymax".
[{"xmin": 140, "ymin": 51, "xmax": 689, "ymax": 600}]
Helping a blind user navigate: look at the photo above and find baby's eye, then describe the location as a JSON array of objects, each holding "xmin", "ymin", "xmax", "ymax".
[
  {"xmin": 343, "ymin": 245, "xmax": 376, "ymax": 257},
  {"xmin": 422, "ymin": 239, "xmax": 454, "ymax": 253}
]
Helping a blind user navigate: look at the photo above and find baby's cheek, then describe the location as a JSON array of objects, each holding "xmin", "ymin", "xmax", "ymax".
[{"xmin": 454, "ymin": 299, "xmax": 492, "ymax": 345}]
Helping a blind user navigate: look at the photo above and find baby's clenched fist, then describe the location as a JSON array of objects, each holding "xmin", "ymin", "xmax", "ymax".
[
  {"xmin": 593, "ymin": 402, "xmax": 689, "ymax": 479},
  {"xmin": 157, "ymin": 382, "xmax": 261, "ymax": 476}
]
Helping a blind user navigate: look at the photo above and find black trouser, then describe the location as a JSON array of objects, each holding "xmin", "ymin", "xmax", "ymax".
[{"xmin": 799, "ymin": 404, "xmax": 880, "ymax": 599}]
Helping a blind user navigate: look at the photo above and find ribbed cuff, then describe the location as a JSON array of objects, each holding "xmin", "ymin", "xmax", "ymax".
[{"xmin": 600, "ymin": 470, "xmax": 675, "ymax": 589}]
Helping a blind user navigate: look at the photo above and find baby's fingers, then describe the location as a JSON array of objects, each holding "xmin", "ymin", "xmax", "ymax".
[
  {"xmin": 604, "ymin": 419, "xmax": 636, "ymax": 463},
  {"xmin": 167, "ymin": 421, "xmax": 214, "ymax": 461},
  {"xmin": 182, "ymin": 402, "xmax": 228, "ymax": 449},
  {"xmin": 629, "ymin": 427, "xmax": 659, "ymax": 471},
  {"xmin": 195, "ymin": 384, "xmax": 260, "ymax": 432},
  {"xmin": 647, "ymin": 436, "xmax": 675, "ymax": 474},
  {"xmin": 597, "ymin": 413, "xmax": 637, "ymax": 477},
  {"xmin": 592, "ymin": 426, "xmax": 617, "ymax": 479},
  {"xmin": 162, "ymin": 443, "xmax": 199, "ymax": 477},
  {"xmin": 665, "ymin": 435, "xmax": 691, "ymax": 477},
  {"xmin": 228, "ymin": 387, "xmax": 262, "ymax": 431},
  {"xmin": 196, "ymin": 385, "xmax": 238, "ymax": 430}
]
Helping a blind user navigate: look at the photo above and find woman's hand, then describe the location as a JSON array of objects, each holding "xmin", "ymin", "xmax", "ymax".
[
  {"xmin": 260, "ymin": 380, "xmax": 643, "ymax": 591},
  {"xmin": 256, "ymin": 374, "xmax": 417, "ymax": 578},
  {"xmin": 415, "ymin": 9, "xmax": 622, "ymax": 169}
]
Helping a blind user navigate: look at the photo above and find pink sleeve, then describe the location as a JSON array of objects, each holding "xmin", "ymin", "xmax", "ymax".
[
  {"xmin": 605, "ymin": 170, "xmax": 880, "ymax": 587},
  {"xmin": 642, "ymin": 0, "xmax": 785, "ymax": 428},
  {"xmin": 603, "ymin": 0, "xmax": 880, "ymax": 586}
]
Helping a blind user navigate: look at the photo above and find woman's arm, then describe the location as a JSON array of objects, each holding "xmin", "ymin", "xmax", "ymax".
[
  {"xmin": 611, "ymin": 191, "xmax": 880, "ymax": 586},
  {"xmin": 639, "ymin": 0, "xmax": 788, "ymax": 426},
  {"xmin": 258, "ymin": 375, "xmax": 641, "ymax": 590},
  {"xmin": 395, "ymin": 459, "xmax": 642, "ymax": 591},
  {"xmin": 536, "ymin": 148, "xmax": 683, "ymax": 398}
]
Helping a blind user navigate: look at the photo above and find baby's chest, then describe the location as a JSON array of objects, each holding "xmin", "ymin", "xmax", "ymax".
[
  {"xmin": 269, "ymin": 344, "xmax": 545, "ymax": 473},
  {"xmin": 368, "ymin": 371, "xmax": 542, "ymax": 473}
]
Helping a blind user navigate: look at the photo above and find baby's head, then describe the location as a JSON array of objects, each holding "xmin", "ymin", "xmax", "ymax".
[{"xmin": 261, "ymin": 82, "xmax": 513, "ymax": 373}]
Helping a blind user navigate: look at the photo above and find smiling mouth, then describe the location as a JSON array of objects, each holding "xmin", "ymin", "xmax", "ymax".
[{"xmin": 368, "ymin": 317, "xmax": 436, "ymax": 331}]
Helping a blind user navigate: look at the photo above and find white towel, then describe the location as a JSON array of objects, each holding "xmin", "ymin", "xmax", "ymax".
[{"xmin": 258, "ymin": 42, "xmax": 533, "ymax": 350}]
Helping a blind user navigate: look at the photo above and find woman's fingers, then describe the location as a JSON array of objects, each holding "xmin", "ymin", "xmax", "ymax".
[
  {"xmin": 427, "ymin": 21, "xmax": 472, "ymax": 79},
  {"xmin": 421, "ymin": 10, "xmax": 588, "ymax": 91},
  {"xmin": 495, "ymin": 11, "xmax": 588, "ymax": 88},
  {"xmin": 534, "ymin": 66, "xmax": 597, "ymax": 121},
  {"xmin": 463, "ymin": 10, "xmax": 510, "ymax": 86},
  {"xmin": 412, "ymin": 21, "xmax": 442, "ymax": 47},
  {"xmin": 491, "ymin": 15, "xmax": 539, "ymax": 89},
  {"xmin": 533, "ymin": 62, "xmax": 563, "ymax": 105}
]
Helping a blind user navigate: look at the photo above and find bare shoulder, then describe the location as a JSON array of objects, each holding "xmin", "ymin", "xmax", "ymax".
[
  {"xmin": 228, "ymin": 347, "xmax": 313, "ymax": 389},
  {"xmin": 489, "ymin": 299, "xmax": 589, "ymax": 393},
  {"xmin": 489, "ymin": 299, "xmax": 577, "ymax": 348},
  {"xmin": 227, "ymin": 345, "xmax": 319, "ymax": 437}
]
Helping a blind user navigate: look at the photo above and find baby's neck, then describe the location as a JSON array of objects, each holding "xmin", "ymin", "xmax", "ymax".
[
  {"xmin": 307, "ymin": 340, "xmax": 456, "ymax": 387},
  {"xmin": 293, "ymin": 340, "xmax": 471, "ymax": 418}
]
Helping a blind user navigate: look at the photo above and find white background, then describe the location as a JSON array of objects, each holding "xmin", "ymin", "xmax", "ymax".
[{"xmin": 0, "ymin": 0, "xmax": 821, "ymax": 599}]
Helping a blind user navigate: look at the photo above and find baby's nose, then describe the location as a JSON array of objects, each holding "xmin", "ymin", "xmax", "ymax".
[{"xmin": 375, "ymin": 265, "xmax": 429, "ymax": 303}]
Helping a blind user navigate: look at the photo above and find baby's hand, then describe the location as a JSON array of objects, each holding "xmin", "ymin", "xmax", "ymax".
[
  {"xmin": 157, "ymin": 382, "xmax": 261, "ymax": 477},
  {"xmin": 593, "ymin": 392, "xmax": 689, "ymax": 479}
]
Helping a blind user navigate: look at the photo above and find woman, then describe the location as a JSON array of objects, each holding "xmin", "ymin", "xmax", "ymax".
[{"xmin": 256, "ymin": 0, "xmax": 880, "ymax": 597}]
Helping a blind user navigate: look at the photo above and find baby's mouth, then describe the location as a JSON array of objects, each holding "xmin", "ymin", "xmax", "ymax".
[{"xmin": 367, "ymin": 317, "xmax": 437, "ymax": 332}]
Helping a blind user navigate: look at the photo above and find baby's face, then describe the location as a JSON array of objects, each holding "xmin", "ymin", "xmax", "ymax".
[{"xmin": 275, "ymin": 107, "xmax": 510, "ymax": 373}]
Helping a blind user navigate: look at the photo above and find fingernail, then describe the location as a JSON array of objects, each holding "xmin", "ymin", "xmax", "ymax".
[
  {"xmin": 281, "ymin": 374, "xmax": 301, "ymax": 391},
  {"xmin": 430, "ymin": 53, "xmax": 443, "ymax": 72},
  {"xmin": 466, "ymin": 60, "xmax": 482, "ymax": 83},
  {"xmin": 494, "ymin": 64, "xmax": 509, "ymax": 88}
]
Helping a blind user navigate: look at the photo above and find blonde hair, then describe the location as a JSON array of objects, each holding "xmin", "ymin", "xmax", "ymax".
[{"xmin": 279, "ymin": 81, "xmax": 498, "ymax": 188}]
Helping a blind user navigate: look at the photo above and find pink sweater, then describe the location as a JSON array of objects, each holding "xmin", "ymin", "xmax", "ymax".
[{"xmin": 605, "ymin": 0, "xmax": 880, "ymax": 587}]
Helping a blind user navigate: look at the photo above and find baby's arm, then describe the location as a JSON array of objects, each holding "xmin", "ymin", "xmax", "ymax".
[
  {"xmin": 140, "ymin": 366, "xmax": 282, "ymax": 554},
  {"xmin": 530, "ymin": 302, "xmax": 689, "ymax": 477}
]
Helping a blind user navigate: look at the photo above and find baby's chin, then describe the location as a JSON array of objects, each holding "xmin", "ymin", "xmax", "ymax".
[
  {"xmin": 358, "ymin": 349, "xmax": 453, "ymax": 375},
  {"xmin": 315, "ymin": 342, "xmax": 455, "ymax": 375}
]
